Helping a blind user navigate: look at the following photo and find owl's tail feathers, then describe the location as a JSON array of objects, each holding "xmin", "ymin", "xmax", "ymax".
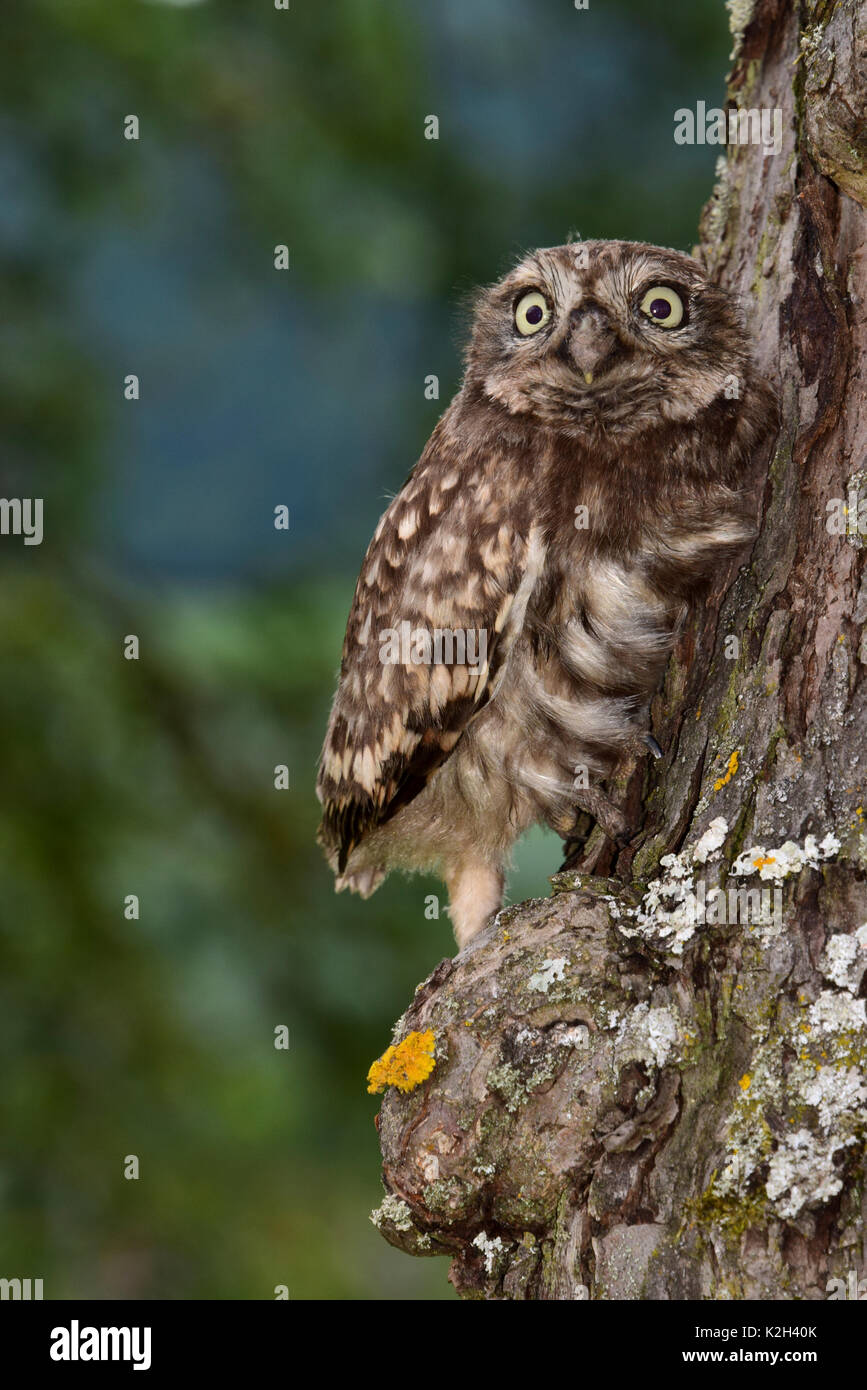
[
  {"xmin": 317, "ymin": 804, "xmax": 385, "ymax": 897},
  {"xmin": 335, "ymin": 864, "xmax": 386, "ymax": 898}
]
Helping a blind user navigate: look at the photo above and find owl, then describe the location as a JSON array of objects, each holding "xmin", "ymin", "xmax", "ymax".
[{"xmin": 316, "ymin": 240, "xmax": 776, "ymax": 950}]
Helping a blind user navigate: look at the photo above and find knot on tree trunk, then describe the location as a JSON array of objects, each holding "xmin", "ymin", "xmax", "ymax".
[
  {"xmin": 372, "ymin": 866, "xmax": 867, "ymax": 1299},
  {"xmin": 371, "ymin": 883, "xmax": 700, "ymax": 1298}
]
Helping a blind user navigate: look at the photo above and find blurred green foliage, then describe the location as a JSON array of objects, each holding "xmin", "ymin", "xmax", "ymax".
[{"xmin": 1, "ymin": 0, "xmax": 728, "ymax": 1297}]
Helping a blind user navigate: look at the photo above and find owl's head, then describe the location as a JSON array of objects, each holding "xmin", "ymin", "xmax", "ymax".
[{"xmin": 465, "ymin": 240, "xmax": 750, "ymax": 436}]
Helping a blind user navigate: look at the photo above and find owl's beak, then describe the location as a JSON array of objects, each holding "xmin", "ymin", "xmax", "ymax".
[{"xmin": 567, "ymin": 305, "xmax": 617, "ymax": 385}]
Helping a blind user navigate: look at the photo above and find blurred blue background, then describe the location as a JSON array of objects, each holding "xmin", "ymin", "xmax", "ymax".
[{"xmin": 1, "ymin": 0, "xmax": 728, "ymax": 1298}]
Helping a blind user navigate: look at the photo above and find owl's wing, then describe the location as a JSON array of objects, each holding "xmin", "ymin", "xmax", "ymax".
[{"xmin": 317, "ymin": 445, "xmax": 539, "ymax": 875}]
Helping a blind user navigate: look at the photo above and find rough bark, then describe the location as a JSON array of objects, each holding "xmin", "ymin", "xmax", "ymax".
[{"xmin": 371, "ymin": 0, "xmax": 867, "ymax": 1299}]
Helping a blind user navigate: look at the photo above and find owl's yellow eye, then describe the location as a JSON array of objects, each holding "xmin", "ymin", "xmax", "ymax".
[
  {"xmin": 514, "ymin": 291, "xmax": 551, "ymax": 336},
  {"xmin": 639, "ymin": 286, "xmax": 685, "ymax": 329}
]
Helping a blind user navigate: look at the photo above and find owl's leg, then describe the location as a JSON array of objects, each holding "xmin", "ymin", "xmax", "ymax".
[{"xmin": 445, "ymin": 856, "xmax": 505, "ymax": 951}]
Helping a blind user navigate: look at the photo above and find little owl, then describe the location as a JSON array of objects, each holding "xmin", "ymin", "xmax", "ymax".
[{"xmin": 316, "ymin": 240, "xmax": 775, "ymax": 949}]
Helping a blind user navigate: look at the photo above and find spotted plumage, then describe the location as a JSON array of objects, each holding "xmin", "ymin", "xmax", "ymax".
[{"xmin": 317, "ymin": 240, "xmax": 776, "ymax": 948}]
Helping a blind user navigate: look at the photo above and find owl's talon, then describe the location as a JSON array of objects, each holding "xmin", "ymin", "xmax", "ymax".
[{"xmin": 644, "ymin": 733, "xmax": 664, "ymax": 759}]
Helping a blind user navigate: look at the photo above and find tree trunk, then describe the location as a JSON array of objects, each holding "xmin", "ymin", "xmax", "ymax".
[{"xmin": 371, "ymin": 0, "xmax": 867, "ymax": 1299}]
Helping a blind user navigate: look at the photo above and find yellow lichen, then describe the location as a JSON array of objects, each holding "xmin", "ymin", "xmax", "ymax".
[
  {"xmin": 714, "ymin": 749, "xmax": 740, "ymax": 792},
  {"xmin": 367, "ymin": 1029, "xmax": 436, "ymax": 1094},
  {"xmin": 753, "ymin": 854, "xmax": 776, "ymax": 869},
  {"xmin": 739, "ymin": 1073, "xmax": 752, "ymax": 1092}
]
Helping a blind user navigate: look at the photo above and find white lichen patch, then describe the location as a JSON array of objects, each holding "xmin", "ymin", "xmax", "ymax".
[
  {"xmin": 763, "ymin": 992, "xmax": 867, "ymax": 1218},
  {"xmin": 808, "ymin": 988, "xmax": 866, "ymax": 1035},
  {"xmin": 715, "ymin": 982, "xmax": 867, "ymax": 1220},
  {"xmin": 713, "ymin": 1040, "xmax": 784, "ymax": 1198},
  {"xmin": 820, "ymin": 925, "xmax": 867, "ymax": 993},
  {"xmin": 726, "ymin": 0, "xmax": 755, "ymax": 60},
  {"xmin": 473, "ymin": 1231, "xmax": 507, "ymax": 1274},
  {"xmin": 799, "ymin": 24, "xmax": 826, "ymax": 66},
  {"xmin": 765, "ymin": 1129, "xmax": 853, "ymax": 1220},
  {"xmin": 624, "ymin": 857, "xmax": 700, "ymax": 954},
  {"xmin": 472, "ymin": 1160, "xmax": 496, "ymax": 1177},
  {"xmin": 730, "ymin": 832, "xmax": 840, "ymax": 882},
  {"xmin": 615, "ymin": 1003, "xmax": 679, "ymax": 1070},
  {"xmin": 619, "ymin": 819, "xmax": 729, "ymax": 955},
  {"xmin": 799, "ymin": 1066, "xmax": 867, "ymax": 1135},
  {"xmin": 370, "ymin": 1193, "xmax": 414, "ymax": 1232},
  {"xmin": 694, "ymin": 817, "xmax": 730, "ymax": 864},
  {"xmin": 623, "ymin": 825, "xmax": 845, "ymax": 957},
  {"xmin": 527, "ymin": 956, "xmax": 567, "ymax": 993},
  {"xmin": 659, "ymin": 850, "xmax": 694, "ymax": 881}
]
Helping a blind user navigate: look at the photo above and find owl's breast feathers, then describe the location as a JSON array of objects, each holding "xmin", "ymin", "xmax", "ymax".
[
  {"xmin": 316, "ymin": 418, "xmax": 539, "ymax": 874},
  {"xmin": 317, "ymin": 370, "xmax": 775, "ymax": 876}
]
